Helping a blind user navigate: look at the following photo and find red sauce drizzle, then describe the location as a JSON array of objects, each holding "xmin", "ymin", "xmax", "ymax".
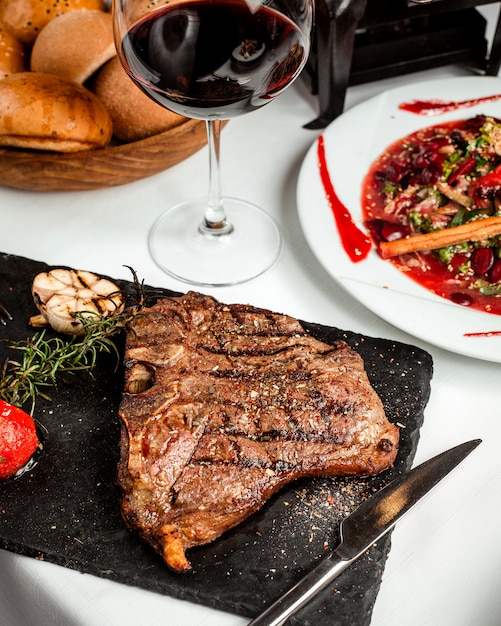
[
  {"xmin": 399, "ymin": 94, "xmax": 501, "ymax": 115},
  {"xmin": 464, "ymin": 331, "xmax": 501, "ymax": 337},
  {"xmin": 317, "ymin": 135, "xmax": 371, "ymax": 262}
]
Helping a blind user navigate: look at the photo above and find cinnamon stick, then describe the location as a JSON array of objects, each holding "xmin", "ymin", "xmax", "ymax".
[{"xmin": 379, "ymin": 216, "xmax": 501, "ymax": 259}]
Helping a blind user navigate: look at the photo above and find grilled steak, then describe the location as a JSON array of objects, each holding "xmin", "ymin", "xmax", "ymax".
[{"xmin": 117, "ymin": 292, "xmax": 399, "ymax": 572}]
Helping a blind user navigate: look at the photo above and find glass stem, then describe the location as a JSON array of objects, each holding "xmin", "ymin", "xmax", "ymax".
[{"xmin": 199, "ymin": 119, "xmax": 234, "ymax": 236}]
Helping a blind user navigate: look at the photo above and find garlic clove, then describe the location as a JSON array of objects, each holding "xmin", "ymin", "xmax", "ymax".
[{"xmin": 32, "ymin": 268, "xmax": 125, "ymax": 335}]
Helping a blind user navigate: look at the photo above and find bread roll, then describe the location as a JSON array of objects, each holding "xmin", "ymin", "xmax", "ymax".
[
  {"xmin": 0, "ymin": 0, "xmax": 106, "ymax": 46},
  {"xmin": 0, "ymin": 72, "xmax": 113, "ymax": 152},
  {"xmin": 93, "ymin": 57, "xmax": 186, "ymax": 142},
  {"xmin": 31, "ymin": 10, "xmax": 116, "ymax": 84},
  {"xmin": 0, "ymin": 25, "xmax": 26, "ymax": 78}
]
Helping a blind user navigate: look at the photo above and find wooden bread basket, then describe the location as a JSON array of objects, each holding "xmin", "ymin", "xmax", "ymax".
[{"xmin": 0, "ymin": 118, "xmax": 207, "ymax": 192}]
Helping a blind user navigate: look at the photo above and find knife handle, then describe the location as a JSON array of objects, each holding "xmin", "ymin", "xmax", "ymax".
[{"xmin": 247, "ymin": 551, "xmax": 350, "ymax": 626}]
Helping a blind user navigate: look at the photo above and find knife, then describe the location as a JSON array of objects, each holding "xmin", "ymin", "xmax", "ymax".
[{"xmin": 248, "ymin": 438, "xmax": 481, "ymax": 626}]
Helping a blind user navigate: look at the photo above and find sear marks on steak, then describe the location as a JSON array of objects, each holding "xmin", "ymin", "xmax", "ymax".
[{"xmin": 117, "ymin": 292, "xmax": 399, "ymax": 572}]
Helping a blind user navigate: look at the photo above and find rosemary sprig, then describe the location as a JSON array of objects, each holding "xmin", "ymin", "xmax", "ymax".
[{"xmin": 0, "ymin": 311, "xmax": 130, "ymax": 414}]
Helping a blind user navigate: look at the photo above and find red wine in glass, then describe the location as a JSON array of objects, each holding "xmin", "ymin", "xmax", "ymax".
[
  {"xmin": 114, "ymin": 0, "xmax": 314, "ymax": 286},
  {"xmin": 120, "ymin": 0, "xmax": 306, "ymax": 119}
]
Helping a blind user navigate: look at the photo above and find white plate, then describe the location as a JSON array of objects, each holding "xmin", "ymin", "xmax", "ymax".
[{"xmin": 297, "ymin": 76, "xmax": 501, "ymax": 362}]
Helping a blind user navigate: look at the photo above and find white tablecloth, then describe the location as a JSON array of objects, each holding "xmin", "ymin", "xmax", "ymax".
[{"xmin": 1, "ymin": 8, "xmax": 500, "ymax": 624}]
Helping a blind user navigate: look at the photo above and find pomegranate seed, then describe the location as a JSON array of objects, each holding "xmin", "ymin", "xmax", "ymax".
[
  {"xmin": 413, "ymin": 149, "xmax": 434, "ymax": 169},
  {"xmin": 365, "ymin": 220, "xmax": 410, "ymax": 243},
  {"xmin": 450, "ymin": 292, "xmax": 473, "ymax": 306},
  {"xmin": 464, "ymin": 115, "xmax": 486, "ymax": 133},
  {"xmin": 421, "ymin": 162, "xmax": 442, "ymax": 185},
  {"xmin": 386, "ymin": 160, "xmax": 408, "ymax": 184},
  {"xmin": 448, "ymin": 252, "xmax": 470, "ymax": 272},
  {"xmin": 471, "ymin": 247, "xmax": 494, "ymax": 275},
  {"xmin": 381, "ymin": 222, "xmax": 411, "ymax": 242},
  {"xmin": 489, "ymin": 259, "xmax": 501, "ymax": 283}
]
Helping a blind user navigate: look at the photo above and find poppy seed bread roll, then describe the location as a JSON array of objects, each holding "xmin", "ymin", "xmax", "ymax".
[
  {"xmin": 0, "ymin": 0, "xmax": 106, "ymax": 46},
  {"xmin": 0, "ymin": 72, "xmax": 113, "ymax": 152},
  {"xmin": 30, "ymin": 10, "xmax": 116, "ymax": 84}
]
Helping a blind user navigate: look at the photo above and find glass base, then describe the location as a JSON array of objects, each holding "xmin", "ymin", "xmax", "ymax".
[{"xmin": 148, "ymin": 197, "xmax": 282, "ymax": 287}]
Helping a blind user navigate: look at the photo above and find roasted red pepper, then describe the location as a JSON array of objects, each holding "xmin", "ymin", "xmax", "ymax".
[
  {"xmin": 0, "ymin": 400, "xmax": 38, "ymax": 479},
  {"xmin": 448, "ymin": 156, "xmax": 476, "ymax": 185}
]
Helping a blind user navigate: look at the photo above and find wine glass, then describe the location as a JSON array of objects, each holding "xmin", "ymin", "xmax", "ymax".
[{"xmin": 113, "ymin": 0, "xmax": 314, "ymax": 286}]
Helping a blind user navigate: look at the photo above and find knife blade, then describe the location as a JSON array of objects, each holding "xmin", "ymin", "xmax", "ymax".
[{"xmin": 248, "ymin": 438, "xmax": 481, "ymax": 626}]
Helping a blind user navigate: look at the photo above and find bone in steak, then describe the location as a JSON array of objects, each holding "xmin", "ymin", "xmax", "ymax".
[{"xmin": 117, "ymin": 292, "xmax": 399, "ymax": 572}]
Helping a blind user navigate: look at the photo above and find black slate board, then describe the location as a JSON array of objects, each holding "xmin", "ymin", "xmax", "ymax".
[{"xmin": 0, "ymin": 252, "xmax": 433, "ymax": 625}]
